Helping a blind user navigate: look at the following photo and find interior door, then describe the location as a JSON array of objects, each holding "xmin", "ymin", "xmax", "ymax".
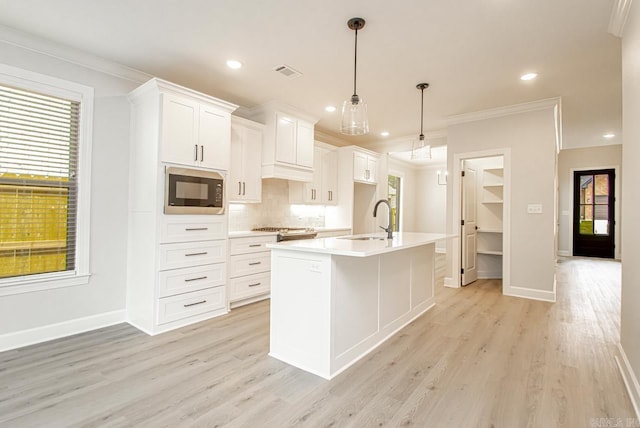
[
  {"xmin": 573, "ymin": 169, "xmax": 615, "ymax": 258},
  {"xmin": 461, "ymin": 165, "xmax": 478, "ymax": 285}
]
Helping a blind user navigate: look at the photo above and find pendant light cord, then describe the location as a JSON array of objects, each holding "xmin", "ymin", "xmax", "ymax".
[
  {"xmin": 420, "ymin": 86, "xmax": 425, "ymax": 138},
  {"xmin": 353, "ymin": 26, "xmax": 358, "ymax": 97}
]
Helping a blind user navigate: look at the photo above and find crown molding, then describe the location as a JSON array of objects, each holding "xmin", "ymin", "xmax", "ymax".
[
  {"xmin": 609, "ymin": 0, "xmax": 633, "ymax": 37},
  {"xmin": 0, "ymin": 24, "xmax": 152, "ymax": 84},
  {"xmin": 447, "ymin": 97, "xmax": 561, "ymax": 126},
  {"xmin": 313, "ymin": 129, "xmax": 352, "ymax": 147}
]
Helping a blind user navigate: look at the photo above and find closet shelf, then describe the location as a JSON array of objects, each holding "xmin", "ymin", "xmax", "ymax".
[
  {"xmin": 477, "ymin": 250, "xmax": 503, "ymax": 256},
  {"xmin": 482, "ymin": 200, "xmax": 503, "ymax": 204},
  {"xmin": 477, "ymin": 228, "xmax": 502, "ymax": 234}
]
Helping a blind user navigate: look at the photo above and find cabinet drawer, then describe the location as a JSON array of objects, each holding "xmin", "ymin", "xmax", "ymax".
[
  {"xmin": 229, "ymin": 272, "xmax": 270, "ymax": 301},
  {"xmin": 158, "ymin": 263, "xmax": 226, "ymax": 298},
  {"xmin": 229, "ymin": 252, "xmax": 271, "ymax": 277},
  {"xmin": 229, "ymin": 235, "xmax": 277, "ymax": 255},
  {"xmin": 157, "ymin": 287, "xmax": 225, "ymax": 325},
  {"xmin": 160, "ymin": 216, "xmax": 227, "ymax": 243},
  {"xmin": 159, "ymin": 240, "xmax": 226, "ymax": 270}
]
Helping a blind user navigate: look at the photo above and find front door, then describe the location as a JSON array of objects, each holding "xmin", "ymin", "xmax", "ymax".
[{"xmin": 573, "ymin": 169, "xmax": 615, "ymax": 258}]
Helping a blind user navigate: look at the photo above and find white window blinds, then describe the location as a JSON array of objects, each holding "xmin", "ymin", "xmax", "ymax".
[{"xmin": 0, "ymin": 84, "xmax": 80, "ymax": 279}]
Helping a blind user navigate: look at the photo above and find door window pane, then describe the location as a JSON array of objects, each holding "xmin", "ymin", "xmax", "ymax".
[
  {"xmin": 580, "ymin": 176, "xmax": 593, "ymax": 204},
  {"xmin": 579, "ymin": 204, "xmax": 593, "ymax": 235}
]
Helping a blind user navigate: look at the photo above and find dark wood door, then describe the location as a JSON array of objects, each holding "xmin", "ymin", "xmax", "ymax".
[{"xmin": 573, "ymin": 169, "xmax": 615, "ymax": 258}]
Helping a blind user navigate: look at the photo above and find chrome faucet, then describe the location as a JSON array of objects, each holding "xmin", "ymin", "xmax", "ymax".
[{"xmin": 373, "ymin": 199, "xmax": 394, "ymax": 239}]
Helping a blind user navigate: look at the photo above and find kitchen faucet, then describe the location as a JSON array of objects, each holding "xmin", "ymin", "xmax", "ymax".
[{"xmin": 373, "ymin": 199, "xmax": 394, "ymax": 239}]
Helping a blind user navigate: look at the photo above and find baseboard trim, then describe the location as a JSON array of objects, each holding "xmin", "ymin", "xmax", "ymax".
[
  {"xmin": 616, "ymin": 342, "xmax": 640, "ymax": 420},
  {"xmin": 0, "ymin": 310, "xmax": 126, "ymax": 352},
  {"xmin": 477, "ymin": 270, "xmax": 502, "ymax": 279},
  {"xmin": 444, "ymin": 277, "xmax": 458, "ymax": 288},
  {"xmin": 558, "ymin": 250, "xmax": 570, "ymax": 257},
  {"xmin": 504, "ymin": 285, "xmax": 556, "ymax": 302}
]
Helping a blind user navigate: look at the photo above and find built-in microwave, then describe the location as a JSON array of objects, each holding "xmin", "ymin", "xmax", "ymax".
[{"xmin": 165, "ymin": 166, "xmax": 225, "ymax": 215}]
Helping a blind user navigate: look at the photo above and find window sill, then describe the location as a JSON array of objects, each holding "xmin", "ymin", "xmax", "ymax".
[{"xmin": 0, "ymin": 272, "xmax": 91, "ymax": 297}]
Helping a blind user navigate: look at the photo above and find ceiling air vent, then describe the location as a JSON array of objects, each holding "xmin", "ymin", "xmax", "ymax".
[{"xmin": 274, "ymin": 64, "xmax": 302, "ymax": 79}]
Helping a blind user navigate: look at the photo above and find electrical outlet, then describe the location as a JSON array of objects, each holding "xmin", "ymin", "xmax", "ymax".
[{"xmin": 527, "ymin": 204, "xmax": 543, "ymax": 214}]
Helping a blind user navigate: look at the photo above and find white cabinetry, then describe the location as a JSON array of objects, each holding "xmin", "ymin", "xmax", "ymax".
[
  {"xmin": 353, "ymin": 150, "xmax": 379, "ymax": 184},
  {"xmin": 126, "ymin": 78, "xmax": 237, "ymax": 335},
  {"xmin": 229, "ymin": 117, "xmax": 264, "ymax": 203},
  {"xmin": 229, "ymin": 234, "xmax": 277, "ymax": 308},
  {"xmin": 289, "ymin": 143, "xmax": 338, "ymax": 205},
  {"xmin": 248, "ymin": 102, "xmax": 319, "ymax": 181},
  {"xmin": 161, "ymin": 88, "xmax": 232, "ymax": 171}
]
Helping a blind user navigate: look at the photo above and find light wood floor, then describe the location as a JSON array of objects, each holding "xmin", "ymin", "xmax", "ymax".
[{"xmin": 0, "ymin": 255, "xmax": 635, "ymax": 427}]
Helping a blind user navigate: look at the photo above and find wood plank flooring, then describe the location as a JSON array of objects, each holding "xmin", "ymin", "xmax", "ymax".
[{"xmin": 0, "ymin": 255, "xmax": 635, "ymax": 427}]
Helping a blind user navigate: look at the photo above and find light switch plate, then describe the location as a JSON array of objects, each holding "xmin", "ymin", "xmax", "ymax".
[{"xmin": 527, "ymin": 204, "xmax": 543, "ymax": 214}]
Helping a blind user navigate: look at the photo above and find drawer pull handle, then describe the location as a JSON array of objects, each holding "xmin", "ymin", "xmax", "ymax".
[
  {"xmin": 248, "ymin": 282, "xmax": 261, "ymax": 287},
  {"xmin": 185, "ymin": 276, "xmax": 208, "ymax": 282},
  {"xmin": 184, "ymin": 300, "xmax": 207, "ymax": 308},
  {"xmin": 248, "ymin": 262, "xmax": 261, "ymax": 266},
  {"xmin": 249, "ymin": 244, "xmax": 262, "ymax": 247},
  {"xmin": 185, "ymin": 252, "xmax": 208, "ymax": 257},
  {"xmin": 185, "ymin": 227, "xmax": 209, "ymax": 231}
]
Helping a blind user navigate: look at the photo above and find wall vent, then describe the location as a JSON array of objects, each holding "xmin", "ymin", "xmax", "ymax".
[{"xmin": 274, "ymin": 64, "xmax": 302, "ymax": 79}]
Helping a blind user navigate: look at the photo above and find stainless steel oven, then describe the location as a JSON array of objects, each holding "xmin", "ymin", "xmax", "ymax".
[{"xmin": 165, "ymin": 167, "xmax": 224, "ymax": 214}]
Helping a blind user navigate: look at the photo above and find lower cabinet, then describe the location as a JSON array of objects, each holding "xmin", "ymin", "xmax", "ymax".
[{"xmin": 228, "ymin": 234, "xmax": 277, "ymax": 308}]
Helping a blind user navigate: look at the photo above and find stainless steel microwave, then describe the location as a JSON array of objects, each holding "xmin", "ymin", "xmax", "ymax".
[{"xmin": 165, "ymin": 167, "xmax": 225, "ymax": 215}]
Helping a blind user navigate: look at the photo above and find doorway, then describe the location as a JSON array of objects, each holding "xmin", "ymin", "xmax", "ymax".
[
  {"xmin": 388, "ymin": 174, "xmax": 402, "ymax": 232},
  {"xmin": 572, "ymin": 169, "xmax": 615, "ymax": 258}
]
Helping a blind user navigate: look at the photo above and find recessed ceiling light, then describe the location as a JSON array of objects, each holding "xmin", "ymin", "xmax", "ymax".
[
  {"xmin": 226, "ymin": 59, "xmax": 243, "ymax": 69},
  {"xmin": 603, "ymin": 133, "xmax": 615, "ymax": 139},
  {"xmin": 325, "ymin": 106, "xmax": 337, "ymax": 113},
  {"xmin": 380, "ymin": 131, "xmax": 390, "ymax": 137},
  {"xmin": 520, "ymin": 72, "xmax": 538, "ymax": 81}
]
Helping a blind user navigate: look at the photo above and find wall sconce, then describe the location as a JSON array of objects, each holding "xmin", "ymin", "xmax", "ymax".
[{"xmin": 437, "ymin": 170, "xmax": 448, "ymax": 185}]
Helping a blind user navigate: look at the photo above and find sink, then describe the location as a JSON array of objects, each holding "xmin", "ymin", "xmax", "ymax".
[{"xmin": 340, "ymin": 236, "xmax": 386, "ymax": 241}]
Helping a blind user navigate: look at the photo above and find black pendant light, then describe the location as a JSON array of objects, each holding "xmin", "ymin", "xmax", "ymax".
[
  {"xmin": 341, "ymin": 17, "xmax": 369, "ymax": 135},
  {"xmin": 411, "ymin": 83, "xmax": 431, "ymax": 159}
]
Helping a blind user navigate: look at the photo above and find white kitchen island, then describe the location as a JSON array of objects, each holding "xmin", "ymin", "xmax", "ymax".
[{"xmin": 266, "ymin": 232, "xmax": 447, "ymax": 379}]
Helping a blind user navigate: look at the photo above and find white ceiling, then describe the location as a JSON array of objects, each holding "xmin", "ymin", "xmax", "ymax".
[{"xmin": 0, "ymin": 0, "xmax": 622, "ymax": 152}]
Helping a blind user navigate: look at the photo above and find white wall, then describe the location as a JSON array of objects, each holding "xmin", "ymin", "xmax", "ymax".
[
  {"xmin": 557, "ymin": 145, "xmax": 622, "ymax": 258},
  {"xmin": 620, "ymin": 0, "xmax": 640, "ymax": 412},
  {"xmin": 0, "ymin": 35, "xmax": 140, "ymax": 343},
  {"xmin": 413, "ymin": 165, "xmax": 447, "ymax": 252},
  {"xmin": 446, "ymin": 105, "xmax": 558, "ymax": 301}
]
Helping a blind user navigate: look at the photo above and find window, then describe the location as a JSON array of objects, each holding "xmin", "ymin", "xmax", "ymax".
[
  {"xmin": 0, "ymin": 64, "xmax": 93, "ymax": 294},
  {"xmin": 388, "ymin": 174, "xmax": 402, "ymax": 232}
]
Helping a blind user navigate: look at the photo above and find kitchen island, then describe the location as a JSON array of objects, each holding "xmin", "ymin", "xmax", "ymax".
[{"xmin": 266, "ymin": 232, "xmax": 447, "ymax": 379}]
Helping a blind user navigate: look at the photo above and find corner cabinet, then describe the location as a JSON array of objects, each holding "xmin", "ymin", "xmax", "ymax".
[
  {"xmin": 353, "ymin": 150, "xmax": 379, "ymax": 184},
  {"xmin": 248, "ymin": 101, "xmax": 319, "ymax": 182},
  {"xmin": 125, "ymin": 78, "xmax": 238, "ymax": 335},
  {"xmin": 289, "ymin": 143, "xmax": 338, "ymax": 205},
  {"xmin": 229, "ymin": 116, "xmax": 264, "ymax": 203}
]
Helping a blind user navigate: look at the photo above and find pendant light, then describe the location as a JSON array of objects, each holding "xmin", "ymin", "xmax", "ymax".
[
  {"xmin": 341, "ymin": 17, "xmax": 369, "ymax": 135},
  {"xmin": 411, "ymin": 83, "xmax": 431, "ymax": 160}
]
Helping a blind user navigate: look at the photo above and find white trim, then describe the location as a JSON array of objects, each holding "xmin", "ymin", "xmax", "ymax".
[
  {"xmin": 504, "ymin": 285, "xmax": 556, "ymax": 302},
  {"xmin": 0, "ymin": 24, "xmax": 151, "ymax": 83},
  {"xmin": 444, "ymin": 277, "xmax": 458, "ymax": 288},
  {"xmin": 0, "ymin": 63, "xmax": 94, "ymax": 294},
  {"xmin": 616, "ymin": 342, "xmax": 640, "ymax": 420},
  {"xmin": 452, "ymin": 148, "xmax": 511, "ymax": 294},
  {"xmin": 567, "ymin": 165, "xmax": 621, "ymax": 259},
  {"xmin": 609, "ymin": 0, "xmax": 634, "ymax": 37},
  {"xmin": 557, "ymin": 250, "xmax": 570, "ymax": 257},
  {"xmin": 0, "ymin": 310, "xmax": 126, "ymax": 352},
  {"xmin": 447, "ymin": 97, "xmax": 561, "ymax": 126}
]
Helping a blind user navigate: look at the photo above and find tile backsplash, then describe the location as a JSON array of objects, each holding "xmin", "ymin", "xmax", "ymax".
[{"xmin": 229, "ymin": 179, "xmax": 325, "ymax": 231}]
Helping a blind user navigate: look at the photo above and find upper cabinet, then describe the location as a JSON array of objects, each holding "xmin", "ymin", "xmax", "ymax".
[
  {"xmin": 128, "ymin": 78, "xmax": 237, "ymax": 172},
  {"xmin": 248, "ymin": 101, "xmax": 318, "ymax": 182},
  {"xmin": 161, "ymin": 91, "xmax": 233, "ymax": 171},
  {"xmin": 229, "ymin": 117, "xmax": 264, "ymax": 203},
  {"xmin": 289, "ymin": 143, "xmax": 338, "ymax": 205},
  {"xmin": 353, "ymin": 150, "xmax": 379, "ymax": 184}
]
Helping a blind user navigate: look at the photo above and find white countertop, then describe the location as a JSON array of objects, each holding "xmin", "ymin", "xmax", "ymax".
[
  {"xmin": 266, "ymin": 232, "xmax": 450, "ymax": 257},
  {"xmin": 228, "ymin": 230, "xmax": 279, "ymax": 238}
]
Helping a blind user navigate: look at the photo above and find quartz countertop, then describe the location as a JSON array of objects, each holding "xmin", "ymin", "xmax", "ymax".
[{"xmin": 266, "ymin": 232, "xmax": 451, "ymax": 257}]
